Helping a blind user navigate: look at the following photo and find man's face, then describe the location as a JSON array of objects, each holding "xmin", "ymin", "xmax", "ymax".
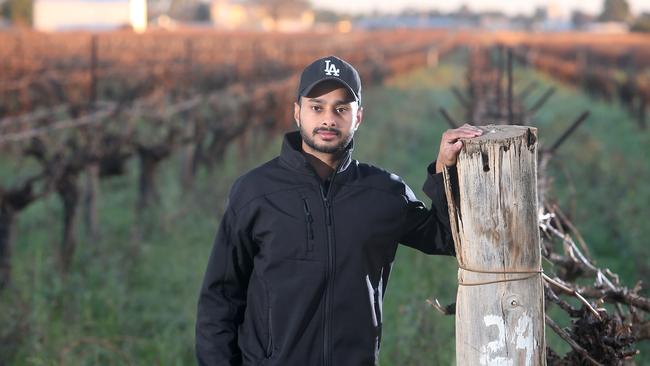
[{"xmin": 294, "ymin": 80, "xmax": 363, "ymax": 155}]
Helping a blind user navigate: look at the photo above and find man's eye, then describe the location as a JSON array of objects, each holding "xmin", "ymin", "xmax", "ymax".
[
  {"xmin": 336, "ymin": 107, "xmax": 348, "ymax": 113},
  {"xmin": 311, "ymin": 106, "xmax": 322, "ymax": 112}
]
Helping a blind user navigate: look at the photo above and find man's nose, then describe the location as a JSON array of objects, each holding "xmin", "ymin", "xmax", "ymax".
[{"xmin": 321, "ymin": 109, "xmax": 337, "ymax": 126}]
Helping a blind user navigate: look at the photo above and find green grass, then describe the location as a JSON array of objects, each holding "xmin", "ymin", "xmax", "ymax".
[{"xmin": 1, "ymin": 52, "xmax": 649, "ymax": 365}]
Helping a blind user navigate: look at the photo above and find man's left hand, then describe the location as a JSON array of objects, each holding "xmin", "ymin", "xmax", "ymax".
[{"xmin": 435, "ymin": 123, "xmax": 483, "ymax": 173}]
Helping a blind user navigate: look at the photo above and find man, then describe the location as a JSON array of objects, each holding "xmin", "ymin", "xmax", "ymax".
[{"xmin": 196, "ymin": 56, "xmax": 482, "ymax": 366}]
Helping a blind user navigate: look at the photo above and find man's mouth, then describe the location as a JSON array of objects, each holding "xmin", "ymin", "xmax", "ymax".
[{"xmin": 316, "ymin": 130, "xmax": 339, "ymax": 139}]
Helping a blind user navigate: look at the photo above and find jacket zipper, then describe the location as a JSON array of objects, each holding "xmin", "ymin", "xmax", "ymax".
[
  {"xmin": 320, "ymin": 171, "xmax": 337, "ymax": 366},
  {"xmin": 304, "ymin": 154, "xmax": 348, "ymax": 366},
  {"xmin": 301, "ymin": 197, "xmax": 315, "ymax": 251}
]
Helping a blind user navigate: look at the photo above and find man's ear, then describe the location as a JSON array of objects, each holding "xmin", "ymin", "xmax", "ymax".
[
  {"xmin": 294, "ymin": 102, "xmax": 301, "ymax": 128},
  {"xmin": 354, "ymin": 106, "xmax": 364, "ymax": 131}
]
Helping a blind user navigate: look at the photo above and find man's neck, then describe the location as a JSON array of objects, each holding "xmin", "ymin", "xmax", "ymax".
[{"xmin": 301, "ymin": 142, "xmax": 343, "ymax": 181}]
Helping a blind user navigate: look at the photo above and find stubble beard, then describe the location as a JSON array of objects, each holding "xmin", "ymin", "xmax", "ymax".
[{"xmin": 298, "ymin": 119, "xmax": 354, "ymax": 154}]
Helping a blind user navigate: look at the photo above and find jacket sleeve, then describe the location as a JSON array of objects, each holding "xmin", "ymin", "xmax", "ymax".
[
  {"xmin": 196, "ymin": 190, "xmax": 257, "ymax": 366},
  {"xmin": 398, "ymin": 161, "xmax": 456, "ymax": 256}
]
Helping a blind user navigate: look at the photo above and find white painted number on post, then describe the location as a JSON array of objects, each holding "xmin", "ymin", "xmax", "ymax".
[
  {"xmin": 515, "ymin": 313, "xmax": 534, "ymax": 366},
  {"xmin": 479, "ymin": 315, "xmax": 513, "ymax": 366},
  {"xmin": 479, "ymin": 312, "xmax": 534, "ymax": 366}
]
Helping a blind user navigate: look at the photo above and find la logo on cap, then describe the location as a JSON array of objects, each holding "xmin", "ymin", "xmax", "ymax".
[{"xmin": 324, "ymin": 60, "xmax": 340, "ymax": 76}]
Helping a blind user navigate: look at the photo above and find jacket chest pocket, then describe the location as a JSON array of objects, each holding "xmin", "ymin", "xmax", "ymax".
[
  {"xmin": 300, "ymin": 194, "xmax": 315, "ymax": 252},
  {"xmin": 256, "ymin": 189, "xmax": 320, "ymax": 259}
]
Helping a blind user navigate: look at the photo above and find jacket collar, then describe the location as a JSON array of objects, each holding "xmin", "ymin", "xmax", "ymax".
[{"xmin": 280, "ymin": 130, "xmax": 354, "ymax": 175}]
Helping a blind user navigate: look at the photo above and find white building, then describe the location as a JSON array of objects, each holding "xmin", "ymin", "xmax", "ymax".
[
  {"xmin": 33, "ymin": 0, "xmax": 147, "ymax": 32},
  {"xmin": 211, "ymin": 0, "xmax": 313, "ymax": 32},
  {"xmin": 585, "ymin": 21, "xmax": 630, "ymax": 34}
]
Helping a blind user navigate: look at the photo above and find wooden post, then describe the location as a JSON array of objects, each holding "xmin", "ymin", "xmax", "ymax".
[
  {"xmin": 83, "ymin": 163, "xmax": 101, "ymax": 241},
  {"xmin": 89, "ymin": 35, "xmax": 98, "ymax": 107},
  {"xmin": 185, "ymin": 38, "xmax": 193, "ymax": 89},
  {"xmin": 179, "ymin": 38, "xmax": 197, "ymax": 193},
  {"xmin": 495, "ymin": 45, "xmax": 504, "ymax": 118},
  {"xmin": 507, "ymin": 48, "xmax": 514, "ymax": 125},
  {"xmin": 442, "ymin": 125, "xmax": 546, "ymax": 366}
]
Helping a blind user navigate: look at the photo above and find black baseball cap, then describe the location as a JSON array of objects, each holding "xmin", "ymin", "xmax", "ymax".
[{"xmin": 297, "ymin": 55, "xmax": 362, "ymax": 105}]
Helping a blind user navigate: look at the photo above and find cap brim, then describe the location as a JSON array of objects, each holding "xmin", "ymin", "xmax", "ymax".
[{"xmin": 299, "ymin": 77, "xmax": 360, "ymax": 103}]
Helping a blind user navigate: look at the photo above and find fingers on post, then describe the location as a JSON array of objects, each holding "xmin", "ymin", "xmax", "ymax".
[
  {"xmin": 452, "ymin": 140, "xmax": 463, "ymax": 152},
  {"xmin": 459, "ymin": 122, "xmax": 482, "ymax": 132},
  {"xmin": 444, "ymin": 129, "xmax": 481, "ymax": 142}
]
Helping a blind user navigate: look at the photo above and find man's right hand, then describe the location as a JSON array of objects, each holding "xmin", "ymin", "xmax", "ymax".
[{"xmin": 435, "ymin": 123, "xmax": 483, "ymax": 174}]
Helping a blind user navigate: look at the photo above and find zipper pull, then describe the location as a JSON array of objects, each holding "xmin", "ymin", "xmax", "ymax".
[
  {"xmin": 302, "ymin": 198, "xmax": 315, "ymax": 240},
  {"xmin": 324, "ymin": 199, "xmax": 331, "ymax": 226}
]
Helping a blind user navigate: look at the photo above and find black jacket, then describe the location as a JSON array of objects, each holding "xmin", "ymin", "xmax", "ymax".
[{"xmin": 196, "ymin": 131, "xmax": 455, "ymax": 366}]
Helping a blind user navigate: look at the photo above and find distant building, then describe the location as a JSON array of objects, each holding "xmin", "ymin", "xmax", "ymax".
[
  {"xmin": 584, "ymin": 21, "xmax": 629, "ymax": 33},
  {"xmin": 571, "ymin": 10, "xmax": 596, "ymax": 30},
  {"xmin": 355, "ymin": 14, "xmax": 477, "ymax": 30},
  {"xmin": 478, "ymin": 12, "xmax": 510, "ymax": 31},
  {"xmin": 272, "ymin": 3, "xmax": 314, "ymax": 32},
  {"xmin": 210, "ymin": 0, "xmax": 313, "ymax": 32},
  {"xmin": 210, "ymin": 0, "xmax": 265, "ymax": 30},
  {"xmin": 531, "ymin": 1, "xmax": 572, "ymax": 32},
  {"xmin": 545, "ymin": 1, "xmax": 564, "ymax": 21},
  {"xmin": 33, "ymin": 0, "xmax": 147, "ymax": 32}
]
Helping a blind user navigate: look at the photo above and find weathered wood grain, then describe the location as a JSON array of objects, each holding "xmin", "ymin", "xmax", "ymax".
[{"xmin": 443, "ymin": 125, "xmax": 546, "ymax": 366}]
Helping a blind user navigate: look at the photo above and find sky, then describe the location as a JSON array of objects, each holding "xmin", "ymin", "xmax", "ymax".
[{"xmin": 311, "ymin": 0, "xmax": 650, "ymax": 17}]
